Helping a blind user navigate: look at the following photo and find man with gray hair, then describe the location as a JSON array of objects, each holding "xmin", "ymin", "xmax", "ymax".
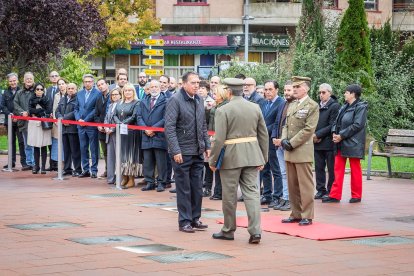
[
  {"xmin": 2, "ymin": 73, "xmax": 26, "ymax": 169},
  {"xmin": 75, "ymin": 74, "xmax": 100, "ymax": 178},
  {"xmin": 13, "ymin": 72, "xmax": 36, "ymax": 170},
  {"xmin": 313, "ymin": 83, "xmax": 340, "ymax": 199},
  {"xmin": 209, "ymin": 78, "xmax": 268, "ymax": 244}
]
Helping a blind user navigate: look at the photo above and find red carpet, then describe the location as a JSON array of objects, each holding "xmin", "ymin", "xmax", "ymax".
[{"xmin": 217, "ymin": 215, "xmax": 389, "ymax": 241}]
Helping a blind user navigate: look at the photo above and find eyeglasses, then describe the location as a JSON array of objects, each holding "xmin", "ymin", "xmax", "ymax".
[
  {"xmin": 319, "ymin": 91, "xmax": 327, "ymax": 94},
  {"xmin": 36, "ymin": 88, "xmax": 44, "ymax": 91},
  {"xmin": 111, "ymin": 93, "xmax": 120, "ymax": 96},
  {"xmin": 50, "ymin": 75, "xmax": 59, "ymax": 77}
]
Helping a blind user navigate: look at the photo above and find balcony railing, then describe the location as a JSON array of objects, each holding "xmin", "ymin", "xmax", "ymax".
[{"xmin": 393, "ymin": 2, "xmax": 414, "ymax": 12}]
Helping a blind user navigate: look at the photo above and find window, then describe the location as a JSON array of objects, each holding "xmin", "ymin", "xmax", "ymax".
[
  {"xmin": 323, "ymin": 0, "xmax": 339, "ymax": 8},
  {"xmin": 263, "ymin": 52, "xmax": 277, "ymax": 64},
  {"xmin": 248, "ymin": 52, "xmax": 261, "ymax": 63},
  {"xmin": 364, "ymin": 0, "xmax": 378, "ymax": 10},
  {"xmin": 165, "ymin": 55, "xmax": 179, "ymax": 66},
  {"xmin": 180, "ymin": 55, "xmax": 195, "ymax": 66},
  {"xmin": 130, "ymin": 55, "xmax": 140, "ymax": 66},
  {"xmin": 177, "ymin": 0, "xmax": 208, "ymax": 4},
  {"xmin": 200, "ymin": 54, "xmax": 215, "ymax": 66}
]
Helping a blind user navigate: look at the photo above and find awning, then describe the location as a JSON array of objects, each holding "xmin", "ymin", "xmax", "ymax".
[{"xmin": 111, "ymin": 48, "xmax": 141, "ymax": 55}]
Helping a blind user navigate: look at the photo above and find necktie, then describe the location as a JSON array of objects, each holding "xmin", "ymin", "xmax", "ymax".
[
  {"xmin": 140, "ymin": 88, "xmax": 144, "ymax": 99},
  {"xmin": 150, "ymin": 97, "xmax": 156, "ymax": 109},
  {"xmin": 265, "ymin": 100, "xmax": 271, "ymax": 115},
  {"xmin": 85, "ymin": 91, "xmax": 90, "ymax": 103}
]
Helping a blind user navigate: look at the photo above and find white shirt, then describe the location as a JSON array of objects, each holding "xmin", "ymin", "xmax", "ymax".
[{"xmin": 297, "ymin": 95, "xmax": 309, "ymax": 105}]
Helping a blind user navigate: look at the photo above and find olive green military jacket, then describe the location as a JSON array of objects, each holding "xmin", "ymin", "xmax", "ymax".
[
  {"xmin": 209, "ymin": 96, "xmax": 268, "ymax": 169},
  {"xmin": 281, "ymin": 96, "xmax": 319, "ymax": 163}
]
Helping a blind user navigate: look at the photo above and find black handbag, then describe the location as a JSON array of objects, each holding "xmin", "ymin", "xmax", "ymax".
[{"xmin": 41, "ymin": 119, "xmax": 53, "ymax": 130}]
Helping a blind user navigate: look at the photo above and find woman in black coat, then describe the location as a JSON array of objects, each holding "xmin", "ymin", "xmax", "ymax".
[
  {"xmin": 27, "ymin": 83, "xmax": 52, "ymax": 174},
  {"xmin": 323, "ymin": 84, "xmax": 368, "ymax": 204}
]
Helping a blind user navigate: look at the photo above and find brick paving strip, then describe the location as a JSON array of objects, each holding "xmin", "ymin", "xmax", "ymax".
[{"xmin": 0, "ymin": 155, "xmax": 413, "ymax": 275}]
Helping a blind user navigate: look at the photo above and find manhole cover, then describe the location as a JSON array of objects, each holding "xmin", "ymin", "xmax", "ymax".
[
  {"xmin": 116, "ymin": 244, "xmax": 182, "ymax": 254},
  {"xmin": 142, "ymin": 251, "xmax": 232, "ymax": 263},
  {"xmin": 68, "ymin": 235, "xmax": 148, "ymax": 245},
  {"xmin": 136, "ymin": 202, "xmax": 176, "ymax": 207},
  {"xmin": 348, "ymin": 236, "xmax": 414, "ymax": 246},
  {"xmin": 7, "ymin": 222, "xmax": 82, "ymax": 230},
  {"xmin": 87, "ymin": 193, "xmax": 133, "ymax": 198},
  {"xmin": 383, "ymin": 216, "xmax": 414, "ymax": 224},
  {"xmin": 203, "ymin": 211, "xmax": 247, "ymax": 219}
]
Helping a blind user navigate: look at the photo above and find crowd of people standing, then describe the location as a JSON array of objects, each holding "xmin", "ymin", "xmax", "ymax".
[{"xmin": 1, "ymin": 68, "xmax": 368, "ymax": 241}]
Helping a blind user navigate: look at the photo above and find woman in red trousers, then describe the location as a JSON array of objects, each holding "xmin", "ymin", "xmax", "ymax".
[{"xmin": 322, "ymin": 84, "xmax": 368, "ymax": 203}]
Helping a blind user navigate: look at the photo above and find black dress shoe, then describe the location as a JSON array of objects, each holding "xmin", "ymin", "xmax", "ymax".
[
  {"xmin": 212, "ymin": 232, "xmax": 234, "ymax": 240},
  {"xmin": 322, "ymin": 197, "xmax": 340, "ymax": 203},
  {"xmin": 169, "ymin": 188, "xmax": 176, "ymax": 193},
  {"xmin": 349, "ymin": 198, "xmax": 361, "ymax": 203},
  {"xmin": 141, "ymin": 183, "xmax": 156, "ymax": 191},
  {"xmin": 90, "ymin": 172, "xmax": 97, "ymax": 178},
  {"xmin": 78, "ymin": 171, "xmax": 91, "ymax": 178},
  {"xmin": 72, "ymin": 172, "xmax": 80, "ymax": 177},
  {"xmin": 299, "ymin": 219, "xmax": 313, "ymax": 226},
  {"xmin": 202, "ymin": 188, "xmax": 211, "ymax": 197},
  {"xmin": 249, "ymin": 234, "xmax": 261, "ymax": 244},
  {"xmin": 210, "ymin": 194, "xmax": 222, "ymax": 200},
  {"xmin": 179, "ymin": 224, "xmax": 195, "ymax": 233},
  {"xmin": 165, "ymin": 183, "xmax": 172, "ymax": 189},
  {"xmin": 22, "ymin": 165, "xmax": 33, "ymax": 171},
  {"xmin": 314, "ymin": 191, "xmax": 327, "ymax": 199},
  {"xmin": 3, "ymin": 164, "xmax": 15, "ymax": 169},
  {"xmin": 268, "ymin": 199, "xmax": 280, "ymax": 208},
  {"xmin": 260, "ymin": 196, "xmax": 271, "ymax": 205},
  {"xmin": 191, "ymin": 220, "xmax": 208, "ymax": 229},
  {"xmin": 281, "ymin": 217, "xmax": 301, "ymax": 223},
  {"xmin": 32, "ymin": 169, "xmax": 39, "ymax": 174},
  {"xmin": 279, "ymin": 200, "xmax": 291, "ymax": 211},
  {"xmin": 40, "ymin": 170, "xmax": 46, "ymax": 174},
  {"xmin": 156, "ymin": 184, "xmax": 165, "ymax": 192},
  {"xmin": 62, "ymin": 171, "xmax": 72, "ymax": 176}
]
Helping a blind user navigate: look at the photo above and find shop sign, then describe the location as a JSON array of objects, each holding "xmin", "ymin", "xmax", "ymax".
[
  {"xmin": 134, "ymin": 36, "xmax": 228, "ymax": 47},
  {"xmin": 228, "ymin": 34, "xmax": 290, "ymax": 49},
  {"xmin": 144, "ymin": 69, "xmax": 164, "ymax": 76}
]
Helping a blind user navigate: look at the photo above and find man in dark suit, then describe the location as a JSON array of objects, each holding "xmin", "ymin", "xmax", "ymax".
[
  {"xmin": 313, "ymin": 83, "xmax": 340, "ymax": 199},
  {"xmin": 165, "ymin": 71, "xmax": 211, "ymax": 233},
  {"xmin": 74, "ymin": 74, "xmax": 100, "ymax": 178},
  {"xmin": 137, "ymin": 80, "xmax": 168, "ymax": 192},
  {"xmin": 45, "ymin": 71, "xmax": 60, "ymax": 171},
  {"xmin": 55, "ymin": 83, "xmax": 82, "ymax": 176},
  {"xmin": 95, "ymin": 78, "xmax": 110, "ymax": 177},
  {"xmin": 1, "ymin": 72, "xmax": 26, "ymax": 169},
  {"xmin": 259, "ymin": 80, "xmax": 284, "ymax": 207}
]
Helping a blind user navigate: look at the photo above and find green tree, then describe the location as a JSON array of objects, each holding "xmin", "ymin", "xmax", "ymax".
[
  {"xmin": 90, "ymin": 0, "xmax": 161, "ymax": 77},
  {"xmin": 334, "ymin": 0, "xmax": 373, "ymax": 91},
  {"xmin": 296, "ymin": 0, "xmax": 325, "ymax": 50}
]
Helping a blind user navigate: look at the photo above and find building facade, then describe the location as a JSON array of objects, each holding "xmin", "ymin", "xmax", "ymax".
[{"xmin": 90, "ymin": 0, "xmax": 414, "ymax": 83}]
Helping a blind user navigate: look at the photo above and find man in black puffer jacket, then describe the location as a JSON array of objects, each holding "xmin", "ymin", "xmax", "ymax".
[{"xmin": 165, "ymin": 71, "xmax": 211, "ymax": 234}]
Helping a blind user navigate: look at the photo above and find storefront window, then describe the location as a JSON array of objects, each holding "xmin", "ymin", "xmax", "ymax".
[
  {"xmin": 200, "ymin": 54, "xmax": 215, "ymax": 66},
  {"xmin": 165, "ymin": 55, "xmax": 179, "ymax": 66},
  {"xmin": 248, "ymin": 52, "xmax": 261, "ymax": 63},
  {"xmin": 180, "ymin": 55, "xmax": 195, "ymax": 66},
  {"xmin": 263, "ymin": 52, "xmax": 277, "ymax": 64},
  {"xmin": 130, "ymin": 55, "xmax": 140, "ymax": 66}
]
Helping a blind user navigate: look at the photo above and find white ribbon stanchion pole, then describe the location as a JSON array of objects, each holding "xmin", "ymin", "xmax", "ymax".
[
  {"xmin": 53, "ymin": 118, "xmax": 65, "ymax": 180},
  {"xmin": 115, "ymin": 123, "xmax": 122, "ymax": 189}
]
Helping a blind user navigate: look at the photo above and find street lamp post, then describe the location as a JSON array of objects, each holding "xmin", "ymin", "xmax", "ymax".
[{"xmin": 243, "ymin": 0, "xmax": 254, "ymax": 62}]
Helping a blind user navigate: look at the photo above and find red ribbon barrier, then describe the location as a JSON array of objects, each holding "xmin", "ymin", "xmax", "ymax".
[{"xmin": 11, "ymin": 115, "xmax": 215, "ymax": 135}]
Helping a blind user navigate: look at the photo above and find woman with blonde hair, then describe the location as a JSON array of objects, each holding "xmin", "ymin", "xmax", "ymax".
[
  {"xmin": 113, "ymin": 83, "xmax": 142, "ymax": 188},
  {"xmin": 208, "ymin": 84, "xmax": 229, "ymax": 200}
]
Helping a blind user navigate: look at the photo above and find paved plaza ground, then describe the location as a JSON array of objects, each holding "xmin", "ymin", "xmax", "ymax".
[{"xmin": 0, "ymin": 155, "xmax": 413, "ymax": 275}]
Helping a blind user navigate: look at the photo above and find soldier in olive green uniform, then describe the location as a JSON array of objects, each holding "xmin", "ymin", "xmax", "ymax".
[
  {"xmin": 280, "ymin": 76, "xmax": 319, "ymax": 226},
  {"xmin": 209, "ymin": 78, "xmax": 268, "ymax": 244}
]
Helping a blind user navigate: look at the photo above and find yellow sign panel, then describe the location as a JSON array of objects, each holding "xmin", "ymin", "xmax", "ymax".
[
  {"xmin": 144, "ymin": 69, "xmax": 164, "ymax": 76},
  {"xmin": 143, "ymin": 59, "xmax": 164, "ymax": 66},
  {"xmin": 143, "ymin": 49, "xmax": 164, "ymax": 56},
  {"xmin": 144, "ymin": 39, "xmax": 165, "ymax": 46}
]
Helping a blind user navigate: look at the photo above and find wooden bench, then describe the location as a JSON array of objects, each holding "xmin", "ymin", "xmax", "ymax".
[{"xmin": 367, "ymin": 129, "xmax": 414, "ymax": 180}]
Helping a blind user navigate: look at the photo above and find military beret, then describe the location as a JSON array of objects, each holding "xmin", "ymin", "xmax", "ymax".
[
  {"xmin": 291, "ymin": 76, "xmax": 311, "ymax": 86},
  {"xmin": 222, "ymin": 78, "xmax": 245, "ymax": 90}
]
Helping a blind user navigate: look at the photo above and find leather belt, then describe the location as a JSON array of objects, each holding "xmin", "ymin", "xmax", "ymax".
[{"xmin": 224, "ymin": 136, "xmax": 257, "ymax": 145}]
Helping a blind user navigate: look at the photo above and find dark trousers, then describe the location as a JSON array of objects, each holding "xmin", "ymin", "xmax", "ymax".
[
  {"xmin": 166, "ymin": 154, "xmax": 174, "ymax": 183},
  {"xmin": 63, "ymin": 133, "xmax": 82, "ymax": 173},
  {"xmin": 314, "ymin": 150, "xmax": 335, "ymax": 193},
  {"xmin": 78, "ymin": 126, "xmax": 99, "ymax": 173},
  {"xmin": 213, "ymin": 170, "xmax": 222, "ymax": 197},
  {"xmin": 260, "ymin": 146, "xmax": 283, "ymax": 201},
  {"xmin": 172, "ymin": 154, "xmax": 204, "ymax": 227},
  {"xmin": 143, "ymin": 148, "xmax": 167, "ymax": 185},
  {"xmin": 99, "ymin": 139, "xmax": 107, "ymax": 172},
  {"xmin": 203, "ymin": 162, "xmax": 214, "ymax": 189},
  {"xmin": 6, "ymin": 124, "xmax": 26, "ymax": 166},
  {"xmin": 33, "ymin": 146, "xmax": 47, "ymax": 170}
]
